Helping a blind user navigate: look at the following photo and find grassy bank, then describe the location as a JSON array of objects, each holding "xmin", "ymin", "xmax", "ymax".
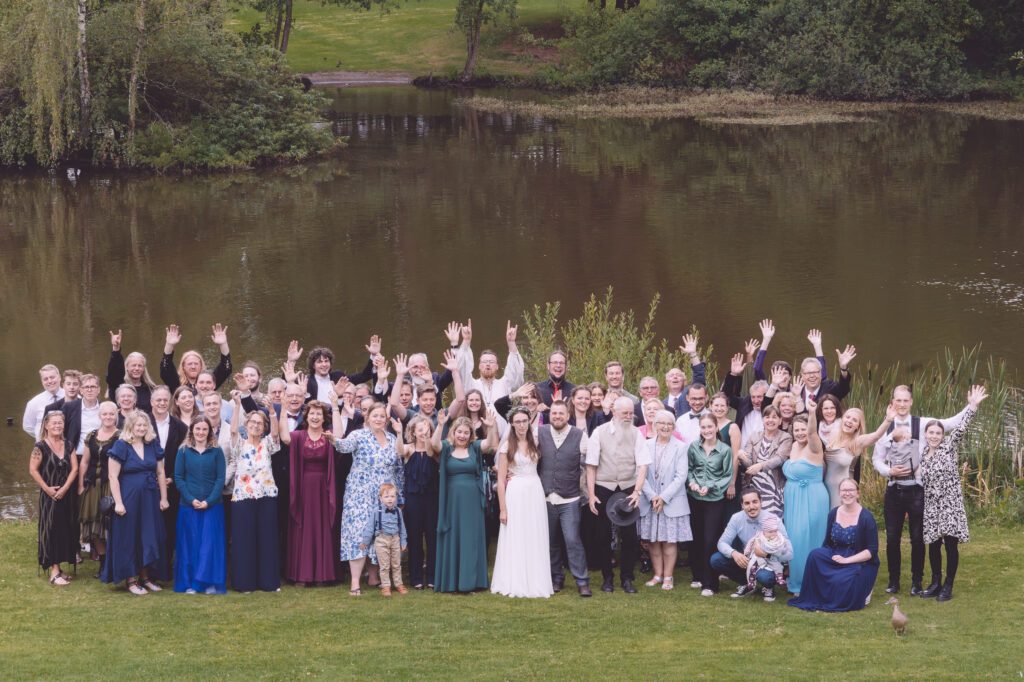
[
  {"xmin": 1, "ymin": 521, "xmax": 1021, "ymax": 679},
  {"xmin": 460, "ymin": 88, "xmax": 1024, "ymax": 124},
  {"xmin": 227, "ymin": 0, "xmax": 565, "ymax": 76}
]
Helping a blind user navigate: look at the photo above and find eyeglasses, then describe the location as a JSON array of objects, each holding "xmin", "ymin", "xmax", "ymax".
[
  {"xmin": 654, "ymin": 422, "xmax": 674, "ymax": 427},
  {"xmin": 81, "ymin": 385, "xmax": 100, "ymax": 390}
]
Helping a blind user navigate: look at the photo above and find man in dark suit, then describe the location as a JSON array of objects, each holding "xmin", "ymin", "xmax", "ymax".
[
  {"xmin": 150, "ymin": 385, "xmax": 188, "ymax": 567},
  {"xmin": 535, "ymin": 350, "xmax": 576, "ymax": 407},
  {"xmin": 45, "ymin": 371, "xmax": 99, "ymax": 458},
  {"xmin": 721, "ymin": 353, "xmax": 771, "ymax": 442},
  {"xmin": 797, "ymin": 344, "xmax": 857, "ymax": 406},
  {"xmin": 289, "ymin": 335, "xmax": 381, "ymax": 404}
]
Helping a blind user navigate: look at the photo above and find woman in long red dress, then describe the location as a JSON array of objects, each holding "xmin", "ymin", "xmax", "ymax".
[{"xmin": 279, "ymin": 400, "xmax": 337, "ymax": 585}]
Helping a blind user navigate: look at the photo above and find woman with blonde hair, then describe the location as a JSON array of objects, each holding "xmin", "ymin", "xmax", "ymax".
[
  {"xmin": 101, "ymin": 410, "xmax": 169, "ymax": 595},
  {"xmin": 823, "ymin": 404, "xmax": 896, "ymax": 507},
  {"xmin": 30, "ymin": 411, "xmax": 79, "ymax": 586},
  {"xmin": 159, "ymin": 323, "xmax": 232, "ymax": 393},
  {"xmin": 106, "ymin": 330, "xmax": 158, "ymax": 412}
]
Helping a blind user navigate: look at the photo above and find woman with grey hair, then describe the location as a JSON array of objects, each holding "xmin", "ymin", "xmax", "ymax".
[{"xmin": 639, "ymin": 410, "xmax": 691, "ymax": 591}]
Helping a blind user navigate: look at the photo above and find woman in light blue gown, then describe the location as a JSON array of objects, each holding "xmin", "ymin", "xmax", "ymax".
[{"xmin": 782, "ymin": 407, "xmax": 830, "ymax": 595}]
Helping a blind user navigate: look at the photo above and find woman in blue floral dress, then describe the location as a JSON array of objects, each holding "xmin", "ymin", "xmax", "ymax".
[{"xmin": 332, "ymin": 399, "xmax": 404, "ymax": 596}]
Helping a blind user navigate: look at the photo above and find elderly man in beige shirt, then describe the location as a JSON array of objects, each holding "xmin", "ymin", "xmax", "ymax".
[{"xmin": 586, "ymin": 397, "xmax": 650, "ymax": 594}]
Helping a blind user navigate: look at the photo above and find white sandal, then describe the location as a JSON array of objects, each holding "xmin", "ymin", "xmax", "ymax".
[
  {"xmin": 662, "ymin": 577, "xmax": 675, "ymax": 591},
  {"xmin": 644, "ymin": 576, "xmax": 663, "ymax": 587}
]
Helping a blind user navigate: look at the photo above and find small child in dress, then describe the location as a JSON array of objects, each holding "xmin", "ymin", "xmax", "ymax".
[
  {"xmin": 360, "ymin": 483, "xmax": 408, "ymax": 596},
  {"xmin": 744, "ymin": 515, "xmax": 788, "ymax": 591},
  {"xmin": 886, "ymin": 428, "xmax": 916, "ymax": 482}
]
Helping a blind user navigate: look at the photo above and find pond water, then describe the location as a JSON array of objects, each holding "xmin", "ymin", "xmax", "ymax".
[{"xmin": 1, "ymin": 86, "xmax": 1022, "ymax": 518}]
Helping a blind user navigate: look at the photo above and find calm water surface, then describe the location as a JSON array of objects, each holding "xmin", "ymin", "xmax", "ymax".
[{"xmin": 1, "ymin": 86, "xmax": 1022, "ymax": 518}]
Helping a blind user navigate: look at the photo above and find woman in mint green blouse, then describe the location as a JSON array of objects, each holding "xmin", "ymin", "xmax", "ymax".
[
  {"xmin": 173, "ymin": 416, "xmax": 226, "ymax": 594},
  {"xmin": 687, "ymin": 413, "xmax": 734, "ymax": 596}
]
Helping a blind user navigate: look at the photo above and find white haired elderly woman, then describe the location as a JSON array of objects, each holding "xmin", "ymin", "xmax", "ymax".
[
  {"xmin": 101, "ymin": 410, "xmax": 169, "ymax": 595},
  {"xmin": 639, "ymin": 410, "xmax": 691, "ymax": 591}
]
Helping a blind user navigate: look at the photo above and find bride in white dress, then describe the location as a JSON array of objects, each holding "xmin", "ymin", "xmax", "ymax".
[{"xmin": 491, "ymin": 407, "xmax": 553, "ymax": 598}]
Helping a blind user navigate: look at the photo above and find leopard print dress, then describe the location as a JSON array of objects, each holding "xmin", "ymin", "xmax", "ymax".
[{"xmin": 919, "ymin": 406, "xmax": 975, "ymax": 544}]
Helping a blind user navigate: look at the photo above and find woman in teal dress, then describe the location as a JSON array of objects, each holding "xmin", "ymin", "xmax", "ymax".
[
  {"xmin": 432, "ymin": 411, "xmax": 498, "ymax": 593},
  {"xmin": 782, "ymin": 409, "xmax": 830, "ymax": 595}
]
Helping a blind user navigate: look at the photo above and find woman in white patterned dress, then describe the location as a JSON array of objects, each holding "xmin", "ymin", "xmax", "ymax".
[{"xmin": 919, "ymin": 385, "xmax": 987, "ymax": 602}]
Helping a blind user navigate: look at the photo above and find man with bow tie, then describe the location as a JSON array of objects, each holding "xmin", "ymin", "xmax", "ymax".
[
  {"xmin": 871, "ymin": 384, "xmax": 973, "ymax": 595},
  {"xmin": 674, "ymin": 383, "xmax": 709, "ymax": 445}
]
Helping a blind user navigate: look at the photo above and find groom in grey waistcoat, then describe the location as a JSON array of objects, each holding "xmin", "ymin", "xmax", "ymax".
[{"xmin": 536, "ymin": 400, "xmax": 592, "ymax": 597}]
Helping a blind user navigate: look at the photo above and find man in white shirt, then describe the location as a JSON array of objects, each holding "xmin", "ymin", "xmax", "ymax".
[
  {"xmin": 675, "ymin": 383, "xmax": 710, "ymax": 444},
  {"xmin": 23, "ymin": 364, "xmax": 64, "ymax": 439},
  {"xmin": 586, "ymin": 397, "xmax": 650, "ymax": 594},
  {"xmin": 872, "ymin": 384, "xmax": 972, "ymax": 596},
  {"xmin": 455, "ymin": 319, "xmax": 524, "ymax": 408}
]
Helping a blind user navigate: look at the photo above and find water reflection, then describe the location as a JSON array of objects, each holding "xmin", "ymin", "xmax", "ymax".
[{"xmin": 1, "ymin": 86, "xmax": 1022, "ymax": 518}]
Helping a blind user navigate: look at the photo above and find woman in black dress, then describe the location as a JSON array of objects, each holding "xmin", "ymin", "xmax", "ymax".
[{"xmin": 29, "ymin": 411, "xmax": 79, "ymax": 586}]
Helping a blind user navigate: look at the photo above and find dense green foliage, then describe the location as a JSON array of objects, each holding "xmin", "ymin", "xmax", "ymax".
[
  {"xmin": 0, "ymin": 0, "xmax": 338, "ymax": 170},
  {"xmin": 555, "ymin": 0, "xmax": 1024, "ymax": 100}
]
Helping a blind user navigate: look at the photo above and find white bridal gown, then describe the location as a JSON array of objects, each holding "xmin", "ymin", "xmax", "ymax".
[{"xmin": 490, "ymin": 451, "xmax": 554, "ymax": 598}]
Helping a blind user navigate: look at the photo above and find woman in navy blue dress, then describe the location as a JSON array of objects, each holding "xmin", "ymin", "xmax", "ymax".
[
  {"xmin": 102, "ymin": 410, "xmax": 169, "ymax": 595},
  {"xmin": 788, "ymin": 478, "xmax": 879, "ymax": 612}
]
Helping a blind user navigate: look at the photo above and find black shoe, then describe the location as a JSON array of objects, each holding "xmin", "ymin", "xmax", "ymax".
[
  {"xmin": 622, "ymin": 580, "xmax": 637, "ymax": 594},
  {"xmin": 936, "ymin": 584, "xmax": 954, "ymax": 602},
  {"xmin": 601, "ymin": 578, "xmax": 614, "ymax": 593},
  {"xmin": 578, "ymin": 583, "xmax": 592, "ymax": 598},
  {"xmin": 909, "ymin": 582, "xmax": 924, "ymax": 597},
  {"xmin": 885, "ymin": 581, "xmax": 900, "ymax": 594},
  {"xmin": 920, "ymin": 577, "xmax": 942, "ymax": 598},
  {"xmin": 552, "ymin": 577, "xmax": 564, "ymax": 593}
]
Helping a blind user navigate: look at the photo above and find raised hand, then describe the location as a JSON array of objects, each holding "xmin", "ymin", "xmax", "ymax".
[
  {"xmin": 807, "ymin": 329, "xmax": 823, "ymax": 354},
  {"xmin": 365, "ymin": 334, "xmax": 382, "ymax": 357},
  {"xmin": 281, "ymin": 361, "xmax": 298, "ymax": 384},
  {"xmin": 332, "ymin": 375, "xmax": 351, "ymax": 397},
  {"xmin": 836, "ymin": 344, "xmax": 857, "ymax": 370},
  {"xmin": 967, "ymin": 385, "xmax": 988, "ymax": 409},
  {"xmin": 287, "ymin": 340, "xmax": 303, "ymax": 363},
  {"xmin": 110, "ymin": 329, "xmax": 123, "ymax": 351},
  {"xmin": 210, "ymin": 323, "xmax": 229, "ymax": 347},
  {"xmin": 437, "ymin": 408, "xmax": 449, "ymax": 425},
  {"xmin": 744, "ymin": 338, "xmax": 760, "ymax": 363},
  {"xmin": 375, "ymin": 356, "xmax": 390, "ymax": 381},
  {"xmin": 805, "ymin": 393, "xmax": 818, "ymax": 413},
  {"xmin": 232, "ymin": 372, "xmax": 248, "ymax": 391},
  {"xmin": 230, "ymin": 390, "xmax": 242, "ymax": 404},
  {"xmin": 730, "ymin": 353, "xmax": 746, "ymax": 376},
  {"xmin": 328, "ymin": 389, "xmax": 339, "ymax": 408},
  {"xmin": 390, "ymin": 417, "xmax": 403, "ymax": 435},
  {"xmin": 442, "ymin": 349, "xmax": 459, "ymax": 372},
  {"xmin": 506, "ymin": 320, "xmax": 517, "ymax": 345},
  {"xmin": 481, "ymin": 407, "xmax": 496, "ymax": 428},
  {"xmin": 393, "ymin": 353, "xmax": 408, "ymax": 376},
  {"xmin": 514, "ymin": 382, "xmax": 535, "ymax": 400},
  {"xmin": 770, "ymin": 364, "xmax": 787, "ymax": 387},
  {"xmin": 295, "ymin": 371, "xmax": 307, "ymax": 388},
  {"xmin": 884, "ymin": 403, "xmax": 897, "ymax": 421},
  {"xmin": 680, "ymin": 333, "xmax": 698, "ymax": 357},
  {"xmin": 461, "ymin": 319, "xmax": 473, "ymax": 344},
  {"xmin": 444, "ymin": 321, "xmax": 461, "ymax": 346},
  {"xmin": 790, "ymin": 375, "xmax": 805, "ymax": 397},
  {"xmin": 261, "ymin": 395, "xmax": 274, "ymax": 411},
  {"xmin": 759, "ymin": 319, "xmax": 775, "ymax": 344},
  {"xmin": 165, "ymin": 324, "xmax": 181, "ymax": 348}
]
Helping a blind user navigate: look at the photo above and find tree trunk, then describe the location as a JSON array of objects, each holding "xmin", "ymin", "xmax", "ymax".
[
  {"xmin": 279, "ymin": 0, "xmax": 293, "ymax": 54},
  {"xmin": 127, "ymin": 0, "xmax": 147, "ymax": 147},
  {"xmin": 273, "ymin": 0, "xmax": 284, "ymax": 51},
  {"xmin": 76, "ymin": 0, "xmax": 91, "ymax": 145},
  {"xmin": 459, "ymin": 0, "xmax": 485, "ymax": 82}
]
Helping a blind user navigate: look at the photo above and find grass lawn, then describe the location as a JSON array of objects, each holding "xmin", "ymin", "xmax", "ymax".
[
  {"xmin": 2, "ymin": 522, "xmax": 1021, "ymax": 679},
  {"xmin": 226, "ymin": 0, "xmax": 567, "ymax": 76}
]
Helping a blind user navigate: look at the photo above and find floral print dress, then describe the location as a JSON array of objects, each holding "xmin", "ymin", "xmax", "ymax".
[
  {"xmin": 229, "ymin": 435, "xmax": 281, "ymax": 502},
  {"xmin": 335, "ymin": 429, "xmax": 404, "ymax": 563},
  {"xmin": 920, "ymin": 406, "xmax": 975, "ymax": 544}
]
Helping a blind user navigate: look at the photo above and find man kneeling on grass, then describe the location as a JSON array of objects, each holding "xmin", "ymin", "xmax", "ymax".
[{"xmin": 710, "ymin": 488, "xmax": 793, "ymax": 602}]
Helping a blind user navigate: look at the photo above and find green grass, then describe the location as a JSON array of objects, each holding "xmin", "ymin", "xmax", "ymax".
[
  {"xmin": 2, "ymin": 521, "xmax": 1022, "ymax": 679},
  {"xmin": 227, "ymin": 0, "xmax": 567, "ymax": 75}
]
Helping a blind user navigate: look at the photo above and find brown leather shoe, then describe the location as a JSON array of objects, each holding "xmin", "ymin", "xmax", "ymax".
[
  {"xmin": 396, "ymin": 585, "xmax": 408, "ymax": 594},
  {"xmin": 381, "ymin": 586, "xmax": 392, "ymax": 597}
]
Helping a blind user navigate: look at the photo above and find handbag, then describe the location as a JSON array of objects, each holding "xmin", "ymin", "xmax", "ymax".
[{"xmin": 98, "ymin": 495, "xmax": 116, "ymax": 517}]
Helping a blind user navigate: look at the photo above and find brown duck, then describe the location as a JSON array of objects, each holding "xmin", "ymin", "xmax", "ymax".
[{"xmin": 886, "ymin": 597, "xmax": 908, "ymax": 636}]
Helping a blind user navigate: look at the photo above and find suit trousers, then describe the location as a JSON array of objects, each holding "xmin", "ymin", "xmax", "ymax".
[
  {"xmin": 883, "ymin": 484, "xmax": 925, "ymax": 584},
  {"xmin": 593, "ymin": 486, "xmax": 638, "ymax": 583},
  {"xmin": 374, "ymin": 533, "xmax": 403, "ymax": 588},
  {"xmin": 547, "ymin": 500, "xmax": 589, "ymax": 585}
]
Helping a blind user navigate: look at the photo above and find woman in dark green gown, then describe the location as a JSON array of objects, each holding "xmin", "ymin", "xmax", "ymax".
[{"xmin": 433, "ymin": 412, "xmax": 498, "ymax": 593}]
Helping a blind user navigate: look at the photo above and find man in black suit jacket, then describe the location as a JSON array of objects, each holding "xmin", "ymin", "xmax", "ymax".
[
  {"xmin": 796, "ymin": 345, "xmax": 857, "ymax": 407},
  {"xmin": 45, "ymin": 372, "xmax": 102, "ymax": 458},
  {"xmin": 150, "ymin": 386, "xmax": 188, "ymax": 565},
  {"xmin": 536, "ymin": 350, "xmax": 576, "ymax": 406}
]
